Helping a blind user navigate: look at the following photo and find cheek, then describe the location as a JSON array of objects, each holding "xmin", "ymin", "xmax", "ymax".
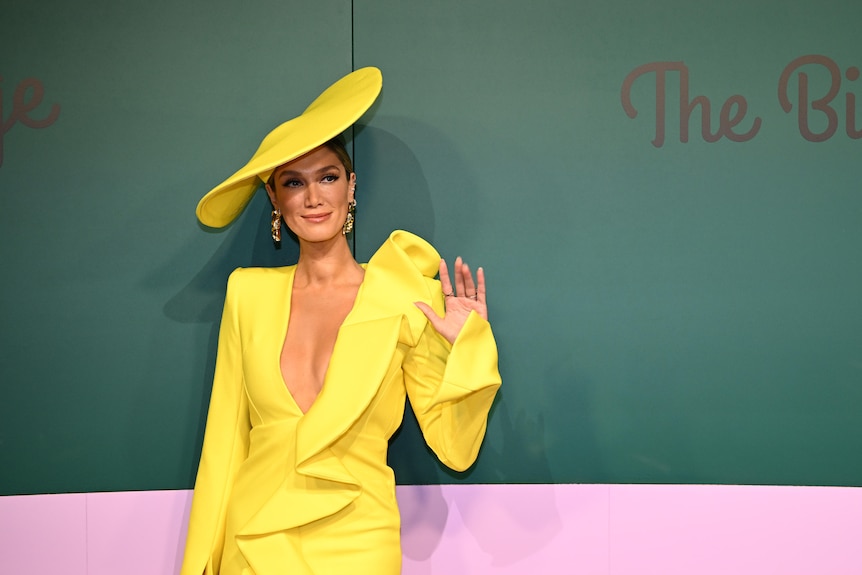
[
  {"xmin": 322, "ymin": 189, "xmax": 350, "ymax": 208},
  {"xmin": 276, "ymin": 192, "xmax": 302, "ymax": 210}
]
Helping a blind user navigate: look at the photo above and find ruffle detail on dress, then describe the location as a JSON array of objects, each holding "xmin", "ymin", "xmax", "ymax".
[{"xmin": 233, "ymin": 231, "xmax": 441, "ymax": 566}]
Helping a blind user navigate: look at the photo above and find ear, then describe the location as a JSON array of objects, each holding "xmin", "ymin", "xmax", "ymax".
[
  {"xmin": 348, "ymin": 172, "xmax": 357, "ymax": 202},
  {"xmin": 265, "ymin": 181, "xmax": 277, "ymax": 207}
]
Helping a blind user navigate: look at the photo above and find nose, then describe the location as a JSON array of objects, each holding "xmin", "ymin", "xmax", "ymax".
[{"xmin": 304, "ymin": 183, "xmax": 322, "ymax": 206}]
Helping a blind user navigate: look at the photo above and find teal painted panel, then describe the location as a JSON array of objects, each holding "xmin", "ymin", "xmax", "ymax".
[
  {"xmin": 354, "ymin": 0, "xmax": 862, "ymax": 485},
  {"xmin": 0, "ymin": 0, "xmax": 352, "ymax": 495}
]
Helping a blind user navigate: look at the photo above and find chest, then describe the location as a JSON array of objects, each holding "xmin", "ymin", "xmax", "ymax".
[
  {"xmin": 280, "ymin": 288, "xmax": 359, "ymax": 412},
  {"xmin": 235, "ymin": 270, "xmax": 417, "ymax": 430}
]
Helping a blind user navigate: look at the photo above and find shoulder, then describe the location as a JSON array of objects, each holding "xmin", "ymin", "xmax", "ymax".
[
  {"xmin": 225, "ymin": 265, "xmax": 295, "ymax": 298},
  {"xmin": 359, "ymin": 231, "xmax": 442, "ymax": 338},
  {"xmin": 369, "ymin": 230, "xmax": 441, "ymax": 281}
]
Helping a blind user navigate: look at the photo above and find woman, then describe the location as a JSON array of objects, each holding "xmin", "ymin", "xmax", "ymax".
[{"xmin": 180, "ymin": 67, "xmax": 501, "ymax": 575}]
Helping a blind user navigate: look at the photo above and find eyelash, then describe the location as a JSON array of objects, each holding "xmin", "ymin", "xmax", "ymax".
[{"xmin": 281, "ymin": 174, "xmax": 339, "ymax": 188}]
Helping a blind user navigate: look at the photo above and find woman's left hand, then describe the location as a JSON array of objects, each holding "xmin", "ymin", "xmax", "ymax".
[{"xmin": 415, "ymin": 257, "xmax": 488, "ymax": 345}]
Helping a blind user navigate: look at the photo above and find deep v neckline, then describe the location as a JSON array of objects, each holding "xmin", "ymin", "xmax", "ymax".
[{"xmin": 276, "ymin": 265, "xmax": 367, "ymax": 416}]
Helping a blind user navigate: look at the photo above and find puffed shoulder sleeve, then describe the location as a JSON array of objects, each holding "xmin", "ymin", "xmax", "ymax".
[
  {"xmin": 180, "ymin": 269, "xmax": 251, "ymax": 575},
  {"xmin": 394, "ymin": 234, "xmax": 502, "ymax": 472}
]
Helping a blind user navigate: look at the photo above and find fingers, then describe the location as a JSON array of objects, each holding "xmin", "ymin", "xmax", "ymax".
[
  {"xmin": 414, "ymin": 301, "xmax": 439, "ymax": 320},
  {"xmin": 440, "ymin": 256, "xmax": 485, "ymax": 302},
  {"xmin": 438, "ymin": 259, "xmax": 454, "ymax": 296},
  {"xmin": 476, "ymin": 266, "xmax": 486, "ymax": 305},
  {"xmin": 462, "ymin": 260, "xmax": 476, "ymax": 299},
  {"xmin": 454, "ymin": 256, "xmax": 466, "ymax": 298}
]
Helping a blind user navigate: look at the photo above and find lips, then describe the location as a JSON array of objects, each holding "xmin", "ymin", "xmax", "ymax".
[{"xmin": 301, "ymin": 212, "xmax": 332, "ymax": 223}]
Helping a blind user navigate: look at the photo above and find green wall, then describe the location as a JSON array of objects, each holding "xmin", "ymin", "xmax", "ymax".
[{"xmin": 2, "ymin": 0, "xmax": 861, "ymax": 495}]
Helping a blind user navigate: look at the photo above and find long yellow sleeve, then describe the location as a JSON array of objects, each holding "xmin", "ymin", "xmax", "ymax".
[
  {"xmin": 180, "ymin": 271, "xmax": 251, "ymax": 575},
  {"xmin": 404, "ymin": 302, "xmax": 502, "ymax": 472}
]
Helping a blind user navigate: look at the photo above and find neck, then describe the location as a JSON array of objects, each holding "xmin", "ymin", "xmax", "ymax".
[{"xmin": 294, "ymin": 236, "xmax": 363, "ymax": 288}]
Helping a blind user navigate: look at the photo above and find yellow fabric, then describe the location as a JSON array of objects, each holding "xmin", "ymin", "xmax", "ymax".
[{"xmin": 180, "ymin": 230, "xmax": 501, "ymax": 575}]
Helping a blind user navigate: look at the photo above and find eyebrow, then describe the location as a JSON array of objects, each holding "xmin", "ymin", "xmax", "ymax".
[{"xmin": 276, "ymin": 165, "xmax": 341, "ymax": 179}]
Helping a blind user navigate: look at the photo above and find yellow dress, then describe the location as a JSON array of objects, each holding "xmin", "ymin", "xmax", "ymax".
[{"xmin": 180, "ymin": 231, "xmax": 502, "ymax": 575}]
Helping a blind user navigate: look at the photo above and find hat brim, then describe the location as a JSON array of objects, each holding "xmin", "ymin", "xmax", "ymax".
[{"xmin": 196, "ymin": 67, "xmax": 383, "ymax": 228}]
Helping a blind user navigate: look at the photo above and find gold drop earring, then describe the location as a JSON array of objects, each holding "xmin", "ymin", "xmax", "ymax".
[
  {"xmin": 343, "ymin": 198, "xmax": 356, "ymax": 235},
  {"xmin": 271, "ymin": 208, "xmax": 282, "ymax": 245}
]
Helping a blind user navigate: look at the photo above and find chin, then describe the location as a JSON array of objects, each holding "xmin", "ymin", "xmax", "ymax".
[{"xmin": 293, "ymin": 227, "xmax": 345, "ymax": 244}]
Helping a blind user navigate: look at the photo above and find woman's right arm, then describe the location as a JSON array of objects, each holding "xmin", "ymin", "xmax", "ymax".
[{"xmin": 180, "ymin": 270, "xmax": 251, "ymax": 575}]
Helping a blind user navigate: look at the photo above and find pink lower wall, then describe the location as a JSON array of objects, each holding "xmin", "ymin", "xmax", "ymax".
[{"xmin": 1, "ymin": 485, "xmax": 860, "ymax": 574}]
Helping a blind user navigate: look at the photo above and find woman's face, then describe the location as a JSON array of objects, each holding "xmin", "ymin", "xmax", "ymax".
[{"xmin": 265, "ymin": 145, "xmax": 356, "ymax": 244}]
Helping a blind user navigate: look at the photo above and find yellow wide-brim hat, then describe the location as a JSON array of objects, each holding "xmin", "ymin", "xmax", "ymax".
[{"xmin": 196, "ymin": 66, "xmax": 383, "ymax": 228}]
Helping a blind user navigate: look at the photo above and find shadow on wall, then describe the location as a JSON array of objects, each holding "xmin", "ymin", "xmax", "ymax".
[
  {"xmin": 396, "ymin": 387, "xmax": 565, "ymax": 565},
  {"xmin": 159, "ymin": 191, "xmax": 301, "ymax": 325},
  {"xmin": 352, "ymin": 120, "xmax": 436, "ymax": 258},
  {"xmin": 158, "ymin": 117, "xmax": 440, "ymax": 325},
  {"xmin": 151, "ymin": 188, "xmax": 303, "ymax": 486},
  {"xmin": 399, "ymin": 481, "xmax": 564, "ymax": 568},
  {"xmin": 355, "ymin": 116, "xmax": 567, "ymax": 563}
]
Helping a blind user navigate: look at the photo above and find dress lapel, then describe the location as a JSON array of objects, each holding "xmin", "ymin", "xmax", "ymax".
[
  {"xmin": 296, "ymin": 231, "xmax": 440, "ymax": 455},
  {"xmin": 236, "ymin": 231, "xmax": 442, "ymax": 543}
]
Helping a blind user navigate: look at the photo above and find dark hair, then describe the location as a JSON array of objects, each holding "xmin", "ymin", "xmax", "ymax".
[{"xmin": 323, "ymin": 134, "xmax": 354, "ymax": 175}]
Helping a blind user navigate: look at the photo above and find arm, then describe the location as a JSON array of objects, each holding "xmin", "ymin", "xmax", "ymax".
[
  {"xmin": 404, "ymin": 278, "xmax": 501, "ymax": 472},
  {"xmin": 180, "ymin": 271, "xmax": 251, "ymax": 575}
]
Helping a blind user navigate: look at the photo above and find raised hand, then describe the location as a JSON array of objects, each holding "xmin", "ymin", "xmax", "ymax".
[{"xmin": 414, "ymin": 257, "xmax": 488, "ymax": 344}]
